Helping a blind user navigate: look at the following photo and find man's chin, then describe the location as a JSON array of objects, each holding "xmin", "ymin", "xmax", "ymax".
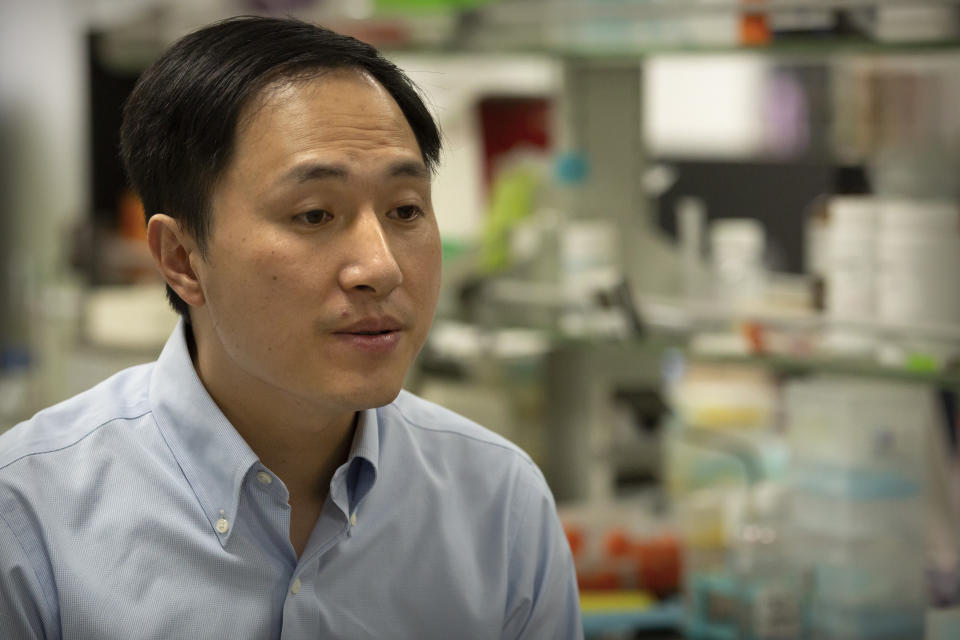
[{"xmin": 339, "ymin": 384, "xmax": 403, "ymax": 413}]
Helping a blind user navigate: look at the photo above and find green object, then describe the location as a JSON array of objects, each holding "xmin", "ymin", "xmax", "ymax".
[
  {"xmin": 905, "ymin": 352, "xmax": 939, "ymax": 373},
  {"xmin": 479, "ymin": 163, "xmax": 542, "ymax": 273}
]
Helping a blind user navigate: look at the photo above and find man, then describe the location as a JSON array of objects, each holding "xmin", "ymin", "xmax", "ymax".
[{"xmin": 0, "ymin": 16, "xmax": 582, "ymax": 639}]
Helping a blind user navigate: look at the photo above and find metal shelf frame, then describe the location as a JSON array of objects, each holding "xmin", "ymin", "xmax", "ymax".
[{"xmin": 482, "ymin": 0, "xmax": 960, "ymax": 22}]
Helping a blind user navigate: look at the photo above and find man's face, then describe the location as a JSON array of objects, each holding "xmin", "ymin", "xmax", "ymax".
[{"xmin": 192, "ymin": 70, "xmax": 441, "ymax": 414}]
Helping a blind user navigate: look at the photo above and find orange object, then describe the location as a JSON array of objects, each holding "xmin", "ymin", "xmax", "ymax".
[
  {"xmin": 576, "ymin": 531, "xmax": 682, "ymax": 595},
  {"xmin": 740, "ymin": 6, "xmax": 771, "ymax": 46},
  {"xmin": 632, "ymin": 534, "xmax": 681, "ymax": 598},
  {"xmin": 564, "ymin": 524, "xmax": 585, "ymax": 558},
  {"xmin": 743, "ymin": 321, "xmax": 768, "ymax": 355},
  {"xmin": 578, "ymin": 570, "xmax": 623, "ymax": 591},
  {"xmin": 604, "ymin": 529, "xmax": 631, "ymax": 557}
]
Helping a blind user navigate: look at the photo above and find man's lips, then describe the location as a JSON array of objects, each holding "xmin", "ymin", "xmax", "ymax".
[
  {"xmin": 332, "ymin": 317, "xmax": 404, "ymax": 354},
  {"xmin": 333, "ymin": 316, "xmax": 404, "ymax": 335}
]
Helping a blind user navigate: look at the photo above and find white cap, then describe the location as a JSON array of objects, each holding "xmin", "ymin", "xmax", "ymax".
[{"xmin": 710, "ymin": 218, "xmax": 765, "ymax": 255}]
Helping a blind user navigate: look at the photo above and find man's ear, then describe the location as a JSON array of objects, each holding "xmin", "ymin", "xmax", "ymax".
[{"xmin": 146, "ymin": 214, "xmax": 206, "ymax": 307}]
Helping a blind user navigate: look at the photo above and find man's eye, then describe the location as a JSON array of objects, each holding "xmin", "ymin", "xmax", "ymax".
[
  {"xmin": 389, "ymin": 205, "xmax": 423, "ymax": 222},
  {"xmin": 294, "ymin": 210, "xmax": 332, "ymax": 225}
]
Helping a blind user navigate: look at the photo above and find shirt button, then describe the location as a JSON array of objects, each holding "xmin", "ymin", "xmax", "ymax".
[
  {"xmin": 215, "ymin": 517, "xmax": 230, "ymax": 534},
  {"xmin": 290, "ymin": 578, "xmax": 302, "ymax": 595},
  {"xmin": 256, "ymin": 471, "xmax": 273, "ymax": 485}
]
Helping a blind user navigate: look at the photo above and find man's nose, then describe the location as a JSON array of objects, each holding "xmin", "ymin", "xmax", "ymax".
[{"xmin": 338, "ymin": 209, "xmax": 403, "ymax": 296}]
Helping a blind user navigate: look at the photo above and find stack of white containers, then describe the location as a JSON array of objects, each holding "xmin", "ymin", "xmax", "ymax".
[
  {"xmin": 850, "ymin": 5, "xmax": 960, "ymax": 43},
  {"xmin": 816, "ymin": 196, "xmax": 960, "ymax": 362},
  {"xmin": 785, "ymin": 376, "xmax": 932, "ymax": 639},
  {"xmin": 820, "ymin": 196, "xmax": 877, "ymax": 354},
  {"xmin": 876, "ymin": 199, "xmax": 960, "ymax": 333}
]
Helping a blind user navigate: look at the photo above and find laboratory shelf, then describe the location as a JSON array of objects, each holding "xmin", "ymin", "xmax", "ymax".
[
  {"xmin": 470, "ymin": 280, "xmax": 960, "ymax": 389},
  {"xmin": 448, "ymin": 0, "xmax": 960, "ymax": 58},
  {"xmin": 531, "ymin": 37, "xmax": 960, "ymax": 60},
  {"xmin": 686, "ymin": 351, "xmax": 960, "ymax": 389},
  {"xmin": 483, "ymin": 0, "xmax": 960, "ymax": 19},
  {"xmin": 95, "ymin": 0, "xmax": 960, "ymax": 65}
]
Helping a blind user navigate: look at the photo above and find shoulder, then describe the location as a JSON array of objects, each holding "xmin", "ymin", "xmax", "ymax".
[
  {"xmin": 381, "ymin": 390, "xmax": 549, "ymax": 490},
  {"xmin": 383, "ymin": 390, "xmax": 538, "ymax": 465},
  {"xmin": 0, "ymin": 362, "xmax": 155, "ymax": 474}
]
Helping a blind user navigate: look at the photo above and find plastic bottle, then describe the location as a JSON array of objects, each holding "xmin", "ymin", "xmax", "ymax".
[
  {"xmin": 710, "ymin": 218, "xmax": 767, "ymax": 312},
  {"xmin": 536, "ymin": 152, "xmax": 622, "ymax": 336},
  {"xmin": 732, "ymin": 484, "xmax": 809, "ymax": 640}
]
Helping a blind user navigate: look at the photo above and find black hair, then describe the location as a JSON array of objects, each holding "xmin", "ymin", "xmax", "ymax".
[{"xmin": 119, "ymin": 16, "xmax": 442, "ymax": 318}]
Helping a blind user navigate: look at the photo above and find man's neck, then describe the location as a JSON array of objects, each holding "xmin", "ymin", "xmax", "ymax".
[
  {"xmin": 235, "ymin": 410, "xmax": 357, "ymax": 503},
  {"xmin": 185, "ymin": 321, "xmax": 357, "ymax": 504}
]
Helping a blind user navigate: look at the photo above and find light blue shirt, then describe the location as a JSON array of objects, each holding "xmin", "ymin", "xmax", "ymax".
[{"xmin": 0, "ymin": 321, "xmax": 582, "ymax": 639}]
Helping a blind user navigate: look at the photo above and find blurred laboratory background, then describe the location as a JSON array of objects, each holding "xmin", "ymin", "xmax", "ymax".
[{"xmin": 3, "ymin": 0, "xmax": 960, "ymax": 638}]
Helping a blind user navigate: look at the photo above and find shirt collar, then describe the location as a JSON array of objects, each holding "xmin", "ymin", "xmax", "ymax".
[
  {"xmin": 149, "ymin": 319, "xmax": 258, "ymax": 546},
  {"xmin": 344, "ymin": 407, "xmax": 379, "ymax": 514},
  {"xmin": 351, "ymin": 407, "xmax": 379, "ymax": 474},
  {"xmin": 150, "ymin": 319, "xmax": 382, "ymax": 544}
]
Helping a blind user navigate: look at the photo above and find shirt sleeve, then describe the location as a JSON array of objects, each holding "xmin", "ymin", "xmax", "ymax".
[
  {"xmin": 501, "ymin": 469, "xmax": 583, "ymax": 640},
  {"xmin": 0, "ymin": 509, "xmax": 51, "ymax": 640}
]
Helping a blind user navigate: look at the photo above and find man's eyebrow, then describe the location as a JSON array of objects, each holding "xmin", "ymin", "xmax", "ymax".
[
  {"xmin": 387, "ymin": 160, "xmax": 431, "ymax": 181},
  {"xmin": 280, "ymin": 162, "xmax": 349, "ymax": 185},
  {"xmin": 275, "ymin": 159, "xmax": 430, "ymax": 188}
]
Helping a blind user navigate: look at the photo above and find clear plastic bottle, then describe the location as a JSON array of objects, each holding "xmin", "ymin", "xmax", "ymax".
[{"xmin": 732, "ymin": 483, "xmax": 810, "ymax": 640}]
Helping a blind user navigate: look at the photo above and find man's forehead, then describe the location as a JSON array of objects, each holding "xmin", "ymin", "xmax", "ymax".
[
  {"xmin": 211, "ymin": 73, "xmax": 426, "ymax": 203},
  {"xmin": 239, "ymin": 68, "xmax": 392, "ymax": 133},
  {"xmin": 234, "ymin": 74, "xmax": 419, "ymax": 163}
]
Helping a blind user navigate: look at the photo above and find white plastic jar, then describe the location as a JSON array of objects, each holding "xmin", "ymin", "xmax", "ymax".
[
  {"xmin": 710, "ymin": 218, "xmax": 766, "ymax": 310},
  {"xmin": 876, "ymin": 199, "xmax": 960, "ymax": 327}
]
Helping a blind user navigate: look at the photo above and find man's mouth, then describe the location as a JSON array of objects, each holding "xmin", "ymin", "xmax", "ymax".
[
  {"xmin": 333, "ymin": 316, "xmax": 404, "ymax": 336},
  {"xmin": 333, "ymin": 319, "xmax": 404, "ymax": 354}
]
